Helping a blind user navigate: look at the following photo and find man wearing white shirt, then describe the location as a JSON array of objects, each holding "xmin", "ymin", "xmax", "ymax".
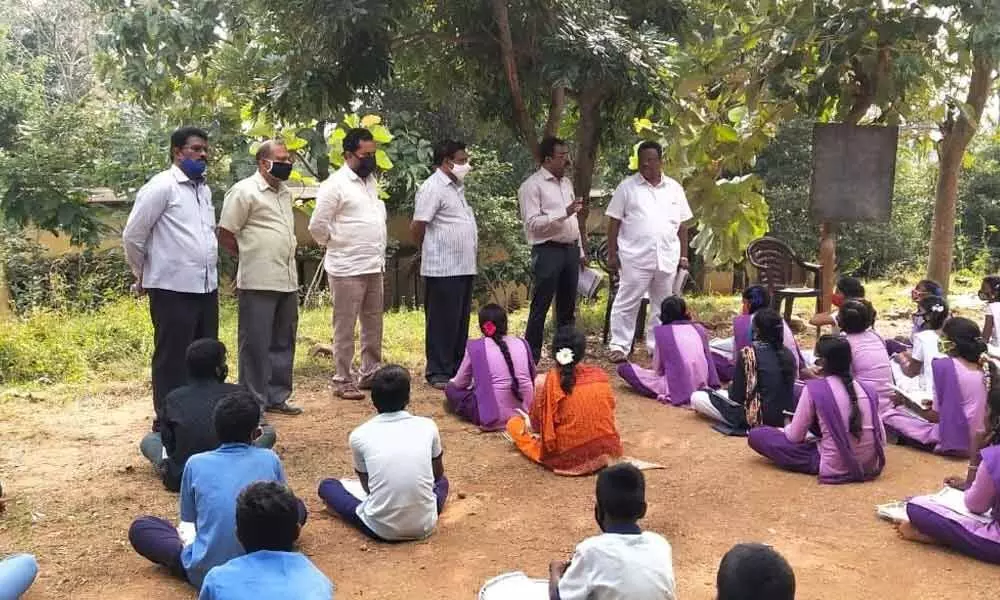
[
  {"xmin": 518, "ymin": 137, "xmax": 585, "ymax": 362},
  {"xmin": 122, "ymin": 127, "xmax": 219, "ymax": 430},
  {"xmin": 308, "ymin": 128, "xmax": 386, "ymax": 400},
  {"xmin": 605, "ymin": 141, "xmax": 692, "ymax": 363},
  {"xmin": 411, "ymin": 140, "xmax": 478, "ymax": 389}
]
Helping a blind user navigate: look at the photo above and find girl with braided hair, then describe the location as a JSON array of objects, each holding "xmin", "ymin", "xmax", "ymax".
[
  {"xmin": 748, "ymin": 336, "xmax": 886, "ymax": 483},
  {"xmin": 899, "ymin": 352, "xmax": 1000, "ymax": 563},
  {"xmin": 883, "ymin": 317, "xmax": 989, "ymax": 457},
  {"xmin": 445, "ymin": 304, "xmax": 535, "ymax": 431},
  {"xmin": 506, "ymin": 326, "xmax": 623, "ymax": 475},
  {"xmin": 837, "ymin": 299, "xmax": 895, "ymax": 414}
]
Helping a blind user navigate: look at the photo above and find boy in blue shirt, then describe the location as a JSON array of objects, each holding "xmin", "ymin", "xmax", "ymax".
[
  {"xmin": 200, "ymin": 481, "xmax": 333, "ymax": 599},
  {"xmin": 128, "ymin": 390, "xmax": 304, "ymax": 589}
]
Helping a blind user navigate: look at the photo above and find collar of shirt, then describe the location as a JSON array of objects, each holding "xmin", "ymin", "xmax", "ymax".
[
  {"xmin": 340, "ymin": 164, "xmax": 374, "ymax": 185},
  {"xmin": 252, "ymin": 171, "xmax": 285, "ymax": 193},
  {"xmin": 603, "ymin": 523, "xmax": 643, "ymax": 535},
  {"xmin": 169, "ymin": 164, "xmax": 203, "ymax": 186},
  {"xmin": 433, "ymin": 168, "xmax": 461, "ymax": 188},
  {"xmin": 636, "ymin": 173, "xmax": 668, "ymax": 188},
  {"xmin": 372, "ymin": 410, "xmax": 413, "ymax": 423},
  {"xmin": 217, "ymin": 442, "xmax": 252, "ymax": 452},
  {"xmin": 539, "ymin": 166, "xmax": 562, "ymax": 182}
]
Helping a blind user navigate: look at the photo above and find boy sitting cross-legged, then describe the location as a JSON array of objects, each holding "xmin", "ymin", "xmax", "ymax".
[
  {"xmin": 318, "ymin": 364, "xmax": 449, "ymax": 541},
  {"xmin": 549, "ymin": 464, "xmax": 676, "ymax": 600},
  {"xmin": 129, "ymin": 390, "xmax": 305, "ymax": 589},
  {"xmin": 199, "ymin": 481, "xmax": 333, "ymax": 599}
]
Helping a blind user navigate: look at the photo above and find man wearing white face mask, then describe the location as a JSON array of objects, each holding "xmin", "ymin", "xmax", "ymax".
[{"xmin": 411, "ymin": 140, "xmax": 479, "ymax": 389}]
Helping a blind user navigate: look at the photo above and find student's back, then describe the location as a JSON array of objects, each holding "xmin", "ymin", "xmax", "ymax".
[
  {"xmin": 559, "ymin": 530, "xmax": 675, "ymax": 600},
  {"xmin": 182, "ymin": 444, "xmax": 286, "ymax": 587},
  {"xmin": 350, "ymin": 411, "xmax": 441, "ymax": 540},
  {"xmin": 199, "ymin": 550, "xmax": 332, "ymax": 599},
  {"xmin": 161, "ymin": 380, "xmax": 244, "ymax": 490}
]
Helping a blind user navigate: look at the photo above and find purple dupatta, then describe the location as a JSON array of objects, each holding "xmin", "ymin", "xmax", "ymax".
[
  {"xmin": 933, "ymin": 357, "xmax": 973, "ymax": 456},
  {"xmin": 981, "ymin": 446, "xmax": 1000, "ymax": 518},
  {"xmin": 654, "ymin": 321, "xmax": 720, "ymax": 406},
  {"xmin": 809, "ymin": 378, "xmax": 885, "ymax": 484},
  {"xmin": 733, "ymin": 314, "xmax": 753, "ymax": 357}
]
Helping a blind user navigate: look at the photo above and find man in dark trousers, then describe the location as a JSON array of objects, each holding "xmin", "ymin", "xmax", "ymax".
[
  {"xmin": 518, "ymin": 137, "xmax": 585, "ymax": 362},
  {"xmin": 123, "ymin": 126, "xmax": 219, "ymax": 431},
  {"xmin": 411, "ymin": 140, "xmax": 478, "ymax": 389}
]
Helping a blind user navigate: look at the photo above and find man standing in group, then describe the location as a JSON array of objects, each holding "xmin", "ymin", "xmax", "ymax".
[
  {"xmin": 411, "ymin": 140, "xmax": 478, "ymax": 389},
  {"xmin": 518, "ymin": 137, "xmax": 585, "ymax": 363},
  {"xmin": 123, "ymin": 126, "xmax": 219, "ymax": 430},
  {"xmin": 605, "ymin": 141, "xmax": 692, "ymax": 363},
  {"xmin": 308, "ymin": 128, "xmax": 386, "ymax": 399},
  {"xmin": 218, "ymin": 140, "xmax": 303, "ymax": 416}
]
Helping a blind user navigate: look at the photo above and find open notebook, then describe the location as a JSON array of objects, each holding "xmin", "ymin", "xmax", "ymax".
[{"xmin": 876, "ymin": 487, "xmax": 993, "ymax": 525}]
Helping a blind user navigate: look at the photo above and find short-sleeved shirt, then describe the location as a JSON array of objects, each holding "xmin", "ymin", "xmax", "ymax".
[
  {"xmin": 218, "ymin": 172, "xmax": 298, "ymax": 292},
  {"xmin": 558, "ymin": 531, "xmax": 676, "ymax": 600},
  {"xmin": 911, "ymin": 330, "xmax": 942, "ymax": 391},
  {"xmin": 413, "ymin": 169, "xmax": 478, "ymax": 277},
  {"xmin": 349, "ymin": 411, "xmax": 443, "ymax": 541},
  {"xmin": 180, "ymin": 444, "xmax": 287, "ymax": 588},
  {"xmin": 517, "ymin": 167, "xmax": 580, "ymax": 246},
  {"xmin": 198, "ymin": 550, "xmax": 334, "ymax": 600},
  {"xmin": 307, "ymin": 165, "xmax": 386, "ymax": 277},
  {"xmin": 605, "ymin": 173, "xmax": 692, "ymax": 273}
]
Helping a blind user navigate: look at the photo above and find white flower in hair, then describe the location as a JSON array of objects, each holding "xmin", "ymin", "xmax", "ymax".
[
  {"xmin": 555, "ymin": 347, "xmax": 575, "ymax": 366},
  {"xmin": 932, "ymin": 304, "xmax": 945, "ymax": 313}
]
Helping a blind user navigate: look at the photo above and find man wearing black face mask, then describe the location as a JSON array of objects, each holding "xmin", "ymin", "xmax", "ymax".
[
  {"xmin": 219, "ymin": 140, "xmax": 303, "ymax": 417},
  {"xmin": 139, "ymin": 339, "xmax": 277, "ymax": 492},
  {"xmin": 309, "ymin": 128, "xmax": 387, "ymax": 400}
]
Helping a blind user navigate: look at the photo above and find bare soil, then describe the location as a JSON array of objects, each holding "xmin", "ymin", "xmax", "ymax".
[{"xmin": 1, "ymin": 362, "xmax": 997, "ymax": 599}]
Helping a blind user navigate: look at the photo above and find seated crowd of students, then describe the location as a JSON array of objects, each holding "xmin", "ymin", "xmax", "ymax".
[{"xmin": 10, "ymin": 275, "xmax": 1000, "ymax": 599}]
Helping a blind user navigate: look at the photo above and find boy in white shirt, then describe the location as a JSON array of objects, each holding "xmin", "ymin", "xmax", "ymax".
[
  {"xmin": 318, "ymin": 365, "xmax": 449, "ymax": 541},
  {"xmin": 549, "ymin": 464, "xmax": 675, "ymax": 600}
]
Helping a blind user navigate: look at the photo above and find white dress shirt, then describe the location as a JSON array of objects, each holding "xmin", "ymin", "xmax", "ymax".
[
  {"xmin": 558, "ymin": 531, "xmax": 676, "ymax": 600},
  {"xmin": 122, "ymin": 165, "xmax": 218, "ymax": 294},
  {"xmin": 517, "ymin": 167, "xmax": 580, "ymax": 246},
  {"xmin": 308, "ymin": 164, "xmax": 387, "ymax": 278},
  {"xmin": 605, "ymin": 173, "xmax": 692, "ymax": 273},
  {"xmin": 413, "ymin": 169, "xmax": 478, "ymax": 277}
]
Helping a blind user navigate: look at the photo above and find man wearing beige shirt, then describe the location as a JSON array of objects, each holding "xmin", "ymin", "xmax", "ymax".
[
  {"xmin": 218, "ymin": 140, "xmax": 303, "ymax": 415},
  {"xmin": 308, "ymin": 128, "xmax": 386, "ymax": 400},
  {"xmin": 518, "ymin": 137, "xmax": 585, "ymax": 362}
]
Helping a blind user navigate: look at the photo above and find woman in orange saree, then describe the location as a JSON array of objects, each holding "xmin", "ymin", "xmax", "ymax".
[{"xmin": 506, "ymin": 326, "xmax": 623, "ymax": 476}]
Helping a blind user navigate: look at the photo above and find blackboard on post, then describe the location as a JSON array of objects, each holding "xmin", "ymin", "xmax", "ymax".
[{"xmin": 810, "ymin": 123, "xmax": 898, "ymax": 223}]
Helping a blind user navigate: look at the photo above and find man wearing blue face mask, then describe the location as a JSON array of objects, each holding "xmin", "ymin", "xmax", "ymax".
[
  {"xmin": 218, "ymin": 140, "xmax": 303, "ymax": 417},
  {"xmin": 124, "ymin": 127, "xmax": 220, "ymax": 432},
  {"xmin": 308, "ymin": 128, "xmax": 387, "ymax": 400}
]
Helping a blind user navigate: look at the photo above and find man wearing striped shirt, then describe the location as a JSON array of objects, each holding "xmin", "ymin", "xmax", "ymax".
[{"xmin": 411, "ymin": 140, "xmax": 478, "ymax": 389}]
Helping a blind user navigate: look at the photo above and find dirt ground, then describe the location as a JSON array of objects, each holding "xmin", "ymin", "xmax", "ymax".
[{"xmin": 2, "ymin": 352, "xmax": 998, "ymax": 599}]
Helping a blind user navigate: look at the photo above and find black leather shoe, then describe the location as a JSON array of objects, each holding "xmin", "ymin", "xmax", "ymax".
[{"xmin": 265, "ymin": 402, "xmax": 304, "ymax": 416}]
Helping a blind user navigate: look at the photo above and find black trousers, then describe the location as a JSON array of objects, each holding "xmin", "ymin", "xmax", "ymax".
[
  {"xmin": 525, "ymin": 242, "xmax": 579, "ymax": 362},
  {"xmin": 424, "ymin": 275, "xmax": 474, "ymax": 382},
  {"xmin": 148, "ymin": 288, "xmax": 219, "ymax": 427}
]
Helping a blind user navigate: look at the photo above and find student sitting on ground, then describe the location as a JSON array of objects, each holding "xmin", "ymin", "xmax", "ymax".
[
  {"xmin": 199, "ymin": 481, "xmax": 333, "ymax": 599},
  {"xmin": 748, "ymin": 335, "xmax": 886, "ymax": 483},
  {"xmin": 837, "ymin": 300, "xmax": 895, "ymax": 413},
  {"xmin": 711, "ymin": 286, "xmax": 805, "ymax": 382},
  {"xmin": 141, "ymin": 339, "xmax": 276, "ymax": 492},
  {"xmin": 445, "ymin": 304, "xmax": 535, "ymax": 431},
  {"xmin": 898, "ymin": 365, "xmax": 1000, "ymax": 564},
  {"xmin": 891, "ymin": 295, "xmax": 948, "ymax": 393},
  {"xmin": 886, "ymin": 279, "xmax": 943, "ymax": 355},
  {"xmin": 716, "ymin": 543, "xmax": 795, "ymax": 600},
  {"xmin": 0, "ymin": 482, "xmax": 39, "ymax": 600},
  {"xmin": 318, "ymin": 365, "xmax": 449, "ymax": 541},
  {"xmin": 979, "ymin": 275, "xmax": 1000, "ymax": 350},
  {"xmin": 548, "ymin": 464, "xmax": 675, "ymax": 600},
  {"xmin": 809, "ymin": 275, "xmax": 866, "ymax": 332},
  {"xmin": 692, "ymin": 309, "xmax": 797, "ymax": 435},
  {"xmin": 506, "ymin": 326, "xmax": 624, "ymax": 476},
  {"xmin": 882, "ymin": 317, "xmax": 991, "ymax": 457},
  {"xmin": 618, "ymin": 296, "xmax": 720, "ymax": 406},
  {"xmin": 129, "ymin": 391, "xmax": 303, "ymax": 589}
]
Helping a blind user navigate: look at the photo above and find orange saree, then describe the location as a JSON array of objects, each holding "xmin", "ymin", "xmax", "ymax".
[{"xmin": 506, "ymin": 365, "xmax": 623, "ymax": 476}]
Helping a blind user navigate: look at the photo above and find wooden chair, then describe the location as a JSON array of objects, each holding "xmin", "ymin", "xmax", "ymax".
[
  {"xmin": 745, "ymin": 236, "xmax": 822, "ymax": 324},
  {"xmin": 594, "ymin": 236, "xmax": 648, "ymax": 352}
]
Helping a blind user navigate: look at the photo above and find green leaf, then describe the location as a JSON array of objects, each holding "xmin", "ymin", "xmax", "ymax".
[
  {"xmin": 727, "ymin": 107, "xmax": 747, "ymax": 124},
  {"xmin": 375, "ymin": 148, "xmax": 394, "ymax": 170},
  {"xmin": 343, "ymin": 113, "xmax": 361, "ymax": 129},
  {"xmin": 360, "ymin": 114, "xmax": 382, "ymax": 128},
  {"xmin": 714, "ymin": 124, "xmax": 740, "ymax": 143},
  {"xmin": 370, "ymin": 124, "xmax": 394, "ymax": 144}
]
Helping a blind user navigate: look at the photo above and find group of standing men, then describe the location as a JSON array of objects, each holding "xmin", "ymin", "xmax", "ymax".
[{"xmin": 122, "ymin": 127, "xmax": 692, "ymax": 427}]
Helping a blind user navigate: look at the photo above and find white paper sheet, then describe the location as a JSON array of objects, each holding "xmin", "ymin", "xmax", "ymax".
[
  {"xmin": 340, "ymin": 479, "xmax": 369, "ymax": 501},
  {"xmin": 479, "ymin": 572, "xmax": 548, "ymax": 600},
  {"xmin": 577, "ymin": 267, "xmax": 603, "ymax": 300}
]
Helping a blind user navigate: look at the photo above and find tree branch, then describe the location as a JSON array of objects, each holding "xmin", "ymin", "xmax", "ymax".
[
  {"xmin": 542, "ymin": 86, "xmax": 567, "ymax": 139},
  {"xmin": 491, "ymin": 0, "xmax": 540, "ymax": 162}
]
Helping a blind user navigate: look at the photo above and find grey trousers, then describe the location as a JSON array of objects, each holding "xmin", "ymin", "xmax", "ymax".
[
  {"xmin": 139, "ymin": 429, "xmax": 277, "ymax": 468},
  {"xmin": 238, "ymin": 290, "xmax": 299, "ymax": 408}
]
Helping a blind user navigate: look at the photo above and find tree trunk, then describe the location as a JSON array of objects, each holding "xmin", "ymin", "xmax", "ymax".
[
  {"xmin": 543, "ymin": 87, "xmax": 567, "ymax": 139},
  {"xmin": 573, "ymin": 83, "xmax": 606, "ymax": 248},
  {"xmin": 927, "ymin": 53, "xmax": 997, "ymax": 291},
  {"xmin": 490, "ymin": 0, "xmax": 539, "ymax": 162}
]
